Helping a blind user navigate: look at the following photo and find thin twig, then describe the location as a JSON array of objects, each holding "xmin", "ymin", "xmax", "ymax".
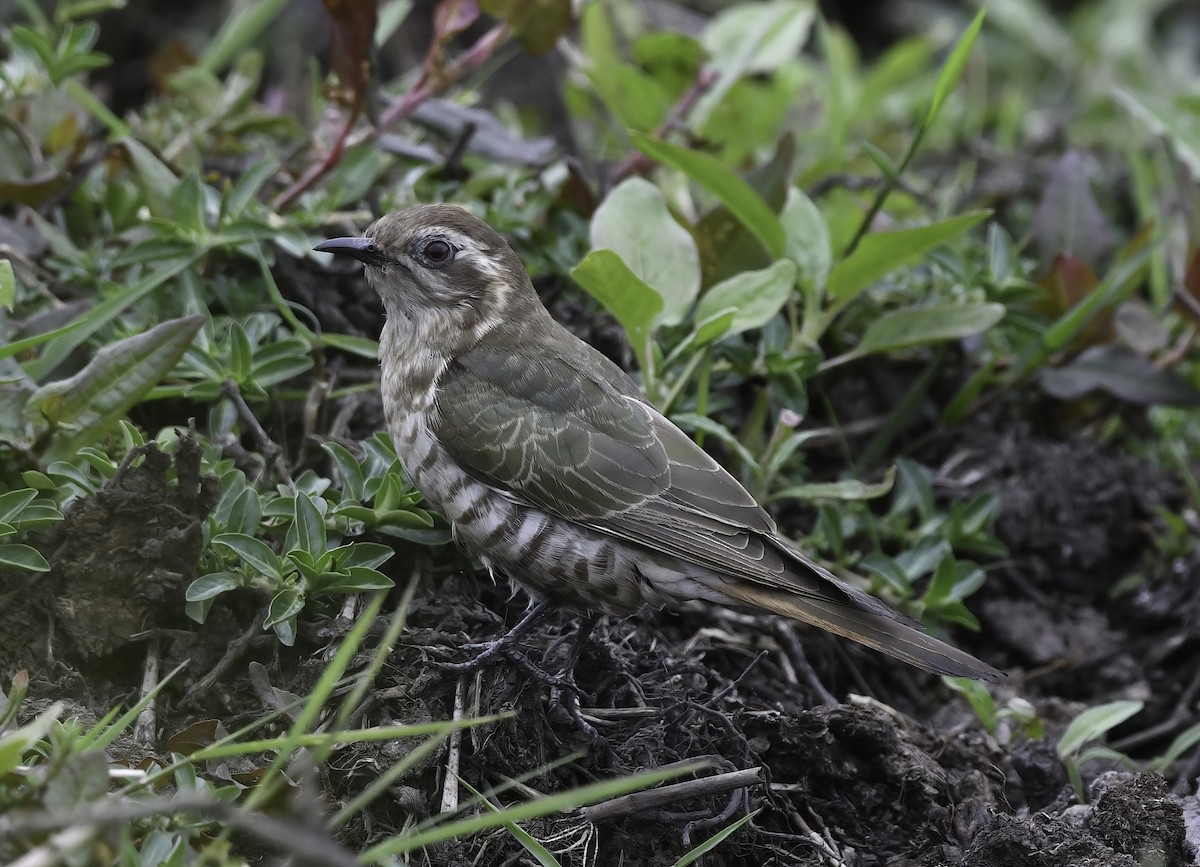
[
  {"xmin": 222, "ymin": 379, "xmax": 293, "ymax": 486},
  {"xmin": 581, "ymin": 767, "xmax": 761, "ymax": 824},
  {"xmin": 275, "ymin": 23, "xmax": 510, "ymax": 211}
]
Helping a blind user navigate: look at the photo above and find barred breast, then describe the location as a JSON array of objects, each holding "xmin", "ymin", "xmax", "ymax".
[{"xmin": 378, "ymin": 335, "xmax": 668, "ymax": 615}]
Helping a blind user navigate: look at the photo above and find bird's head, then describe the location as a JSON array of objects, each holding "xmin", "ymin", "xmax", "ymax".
[{"xmin": 315, "ymin": 204, "xmax": 538, "ymax": 353}]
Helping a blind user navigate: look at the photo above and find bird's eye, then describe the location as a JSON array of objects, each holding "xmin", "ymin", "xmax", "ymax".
[{"xmin": 421, "ymin": 239, "xmax": 455, "ymax": 266}]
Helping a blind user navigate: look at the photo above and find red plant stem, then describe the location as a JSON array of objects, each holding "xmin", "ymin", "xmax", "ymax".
[{"xmin": 609, "ymin": 65, "xmax": 718, "ymax": 186}]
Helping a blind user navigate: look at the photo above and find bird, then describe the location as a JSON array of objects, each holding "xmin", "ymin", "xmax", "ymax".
[{"xmin": 315, "ymin": 204, "xmax": 1002, "ymax": 682}]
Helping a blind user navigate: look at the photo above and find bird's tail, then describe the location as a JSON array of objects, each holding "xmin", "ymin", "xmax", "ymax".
[{"xmin": 721, "ymin": 580, "xmax": 1003, "ymax": 681}]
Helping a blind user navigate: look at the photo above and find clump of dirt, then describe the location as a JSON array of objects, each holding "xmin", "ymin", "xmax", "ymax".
[{"xmin": 2, "ymin": 437, "xmax": 218, "ymax": 667}]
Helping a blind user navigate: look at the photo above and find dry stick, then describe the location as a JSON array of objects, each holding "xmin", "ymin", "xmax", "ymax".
[
  {"xmin": 581, "ymin": 767, "xmax": 762, "ymax": 824},
  {"xmin": 132, "ymin": 636, "xmax": 160, "ymax": 746},
  {"xmin": 192, "ymin": 617, "xmax": 263, "ymax": 697},
  {"xmin": 222, "ymin": 379, "xmax": 293, "ymax": 486},
  {"xmin": 440, "ymin": 676, "xmax": 467, "ymax": 814},
  {"xmin": 274, "ymin": 23, "xmax": 510, "ymax": 211}
]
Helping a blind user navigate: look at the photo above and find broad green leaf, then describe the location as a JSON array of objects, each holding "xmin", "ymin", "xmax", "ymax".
[
  {"xmin": 293, "ymin": 493, "xmax": 327, "ymax": 556},
  {"xmin": 120, "ymin": 138, "xmax": 179, "ymax": 217},
  {"xmin": 0, "ymin": 489, "xmax": 38, "ymax": 524},
  {"xmin": 855, "ymin": 302, "xmax": 1006, "ymax": 356},
  {"xmin": 0, "ymin": 543, "xmax": 51, "ymax": 572},
  {"xmin": 572, "ymin": 250, "xmax": 664, "ymax": 371},
  {"xmin": 692, "ymin": 0, "xmax": 815, "ymax": 127},
  {"xmin": 324, "ymin": 443, "xmax": 366, "ymax": 501},
  {"xmin": 925, "ymin": 10, "xmax": 985, "ymax": 128},
  {"xmin": 186, "ymin": 571, "xmax": 240, "ymax": 602},
  {"xmin": 334, "ymin": 542, "xmax": 395, "ymax": 570},
  {"xmin": 27, "ymin": 315, "xmax": 204, "ymax": 460},
  {"xmin": 826, "ymin": 211, "xmax": 991, "ymax": 302},
  {"xmin": 318, "ymin": 567, "xmax": 395, "ymax": 594},
  {"xmin": 0, "ymin": 259, "xmax": 14, "ymax": 311},
  {"xmin": 214, "ymin": 533, "xmax": 284, "ymax": 581},
  {"xmin": 629, "ymin": 134, "xmax": 785, "ymax": 259},
  {"xmin": 696, "ymin": 261, "xmax": 796, "ymax": 337},
  {"xmin": 1039, "ymin": 345, "xmax": 1200, "ymax": 406},
  {"xmin": 781, "ymin": 187, "xmax": 831, "ymax": 293},
  {"xmin": 589, "ymin": 178, "xmax": 699, "ymax": 325},
  {"xmin": 1057, "ymin": 701, "xmax": 1143, "ymax": 757},
  {"xmin": 702, "ymin": 0, "xmax": 813, "ymax": 73},
  {"xmin": 264, "ymin": 586, "xmax": 304, "ymax": 632}
]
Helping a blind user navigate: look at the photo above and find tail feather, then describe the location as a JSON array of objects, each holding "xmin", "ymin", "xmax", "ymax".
[{"xmin": 721, "ymin": 581, "xmax": 1003, "ymax": 682}]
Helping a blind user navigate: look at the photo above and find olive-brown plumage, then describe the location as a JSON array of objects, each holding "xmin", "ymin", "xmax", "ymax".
[{"xmin": 316, "ymin": 205, "xmax": 1001, "ymax": 681}]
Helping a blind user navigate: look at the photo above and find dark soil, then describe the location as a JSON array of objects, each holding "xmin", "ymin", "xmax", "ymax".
[{"xmin": 4, "ymin": 372, "xmax": 1199, "ymax": 865}]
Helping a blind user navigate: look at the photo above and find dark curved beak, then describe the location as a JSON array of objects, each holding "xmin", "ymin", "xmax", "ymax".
[{"xmin": 314, "ymin": 236, "xmax": 386, "ymax": 266}]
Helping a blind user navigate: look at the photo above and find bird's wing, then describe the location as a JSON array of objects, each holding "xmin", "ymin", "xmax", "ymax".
[
  {"xmin": 434, "ymin": 344, "xmax": 1002, "ymax": 681},
  {"xmin": 434, "ymin": 345, "xmax": 774, "ymax": 533}
]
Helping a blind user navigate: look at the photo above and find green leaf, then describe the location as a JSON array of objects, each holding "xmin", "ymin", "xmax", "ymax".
[
  {"xmin": 1058, "ymin": 701, "xmax": 1143, "ymax": 758},
  {"xmin": 324, "ymin": 443, "xmax": 366, "ymax": 501},
  {"xmin": 26, "ymin": 254, "xmax": 200, "ymax": 381},
  {"xmin": 770, "ymin": 467, "xmax": 894, "ymax": 503},
  {"xmin": 214, "ymin": 533, "xmax": 284, "ymax": 581},
  {"xmin": 120, "ymin": 138, "xmax": 179, "ymax": 217},
  {"xmin": 942, "ymin": 677, "xmax": 998, "ymax": 734},
  {"xmin": 629, "ymin": 134, "xmax": 786, "ymax": 259},
  {"xmin": 696, "ymin": 260, "xmax": 796, "ymax": 337},
  {"xmin": 589, "ymin": 178, "xmax": 699, "ymax": 326},
  {"xmin": 200, "ymin": 0, "xmax": 290, "ymax": 74},
  {"xmin": 224, "ymin": 158, "xmax": 277, "ymax": 219},
  {"xmin": 0, "ymin": 543, "xmax": 51, "ymax": 572},
  {"xmin": 333, "ymin": 542, "xmax": 395, "ymax": 571},
  {"xmin": 781, "ymin": 187, "xmax": 831, "ymax": 294},
  {"xmin": 925, "ymin": 9, "xmax": 985, "ymax": 128},
  {"xmin": 0, "ymin": 259, "xmax": 14, "ymax": 311},
  {"xmin": 854, "ymin": 302, "xmax": 1006, "ymax": 356},
  {"xmin": 293, "ymin": 492, "xmax": 327, "ymax": 557},
  {"xmin": 185, "ymin": 571, "xmax": 240, "ymax": 601},
  {"xmin": 1038, "ymin": 345, "xmax": 1200, "ymax": 406},
  {"xmin": 0, "ymin": 703, "xmax": 62, "ymax": 777},
  {"xmin": 572, "ymin": 250, "xmax": 664, "ymax": 371},
  {"xmin": 318, "ymin": 567, "xmax": 395, "ymax": 594},
  {"xmin": 692, "ymin": 0, "xmax": 815, "ymax": 127},
  {"xmin": 826, "ymin": 211, "xmax": 991, "ymax": 302},
  {"xmin": 264, "ymin": 586, "xmax": 304, "ymax": 633},
  {"xmin": 320, "ymin": 332, "xmax": 379, "ymax": 358},
  {"xmin": 229, "ymin": 322, "xmax": 253, "ymax": 382},
  {"xmin": 27, "ymin": 315, "xmax": 205, "ymax": 460},
  {"xmin": 0, "ymin": 489, "xmax": 38, "ymax": 525}
]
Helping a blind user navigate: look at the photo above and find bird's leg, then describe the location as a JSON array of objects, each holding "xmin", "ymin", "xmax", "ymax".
[
  {"xmin": 548, "ymin": 616, "xmax": 600, "ymax": 742},
  {"xmin": 436, "ymin": 598, "xmax": 553, "ymax": 673}
]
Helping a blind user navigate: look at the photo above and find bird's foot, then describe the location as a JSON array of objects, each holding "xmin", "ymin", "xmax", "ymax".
[{"xmin": 432, "ymin": 599, "xmax": 552, "ymax": 673}]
